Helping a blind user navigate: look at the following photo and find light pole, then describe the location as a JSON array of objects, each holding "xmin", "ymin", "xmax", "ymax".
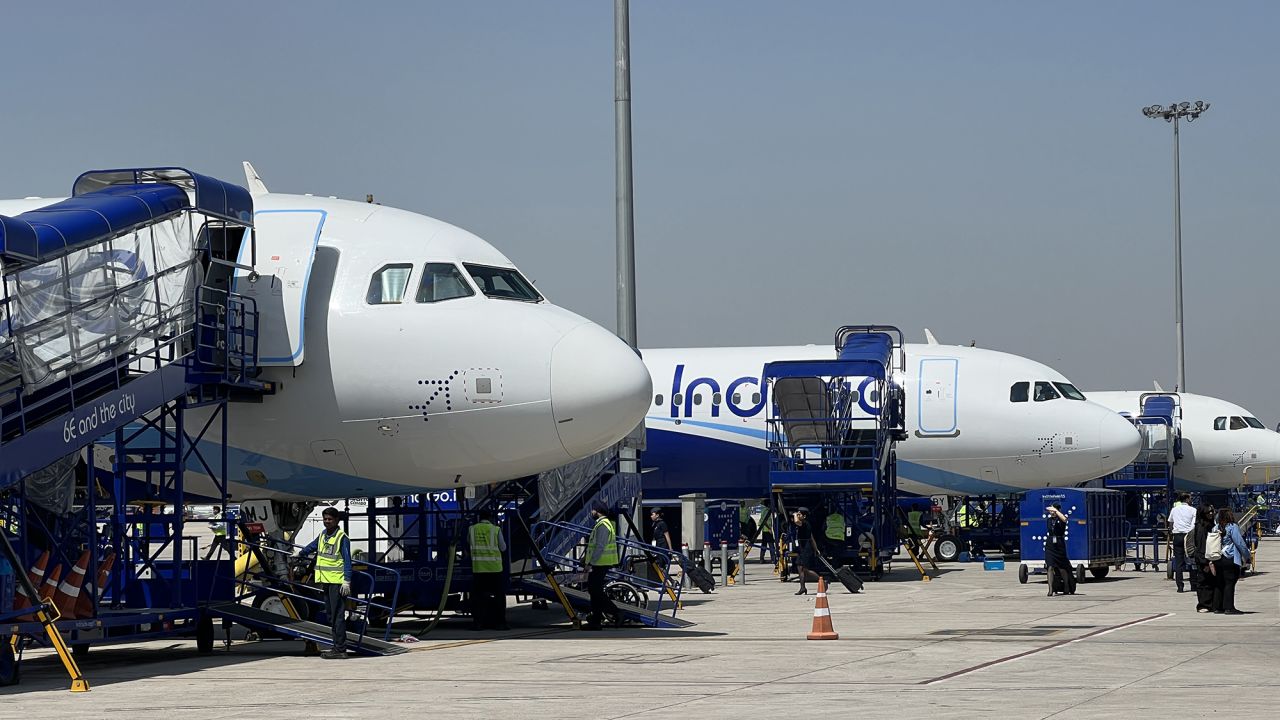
[{"xmin": 1143, "ymin": 100, "xmax": 1209, "ymax": 393}]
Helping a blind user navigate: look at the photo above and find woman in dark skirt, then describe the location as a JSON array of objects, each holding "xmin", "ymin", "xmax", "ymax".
[
  {"xmin": 792, "ymin": 508, "xmax": 819, "ymax": 595},
  {"xmin": 1044, "ymin": 502, "xmax": 1075, "ymax": 596}
]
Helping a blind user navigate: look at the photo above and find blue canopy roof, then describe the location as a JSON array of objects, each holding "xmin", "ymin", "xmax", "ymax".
[
  {"xmin": 763, "ymin": 333, "xmax": 894, "ymax": 381},
  {"xmin": 0, "ymin": 167, "xmax": 253, "ymax": 264},
  {"xmin": 73, "ymin": 167, "xmax": 253, "ymax": 226},
  {"xmin": 0, "ymin": 184, "xmax": 187, "ymax": 263}
]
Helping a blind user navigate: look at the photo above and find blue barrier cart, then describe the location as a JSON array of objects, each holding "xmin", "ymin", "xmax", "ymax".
[{"xmin": 1018, "ymin": 488, "xmax": 1127, "ymax": 585}]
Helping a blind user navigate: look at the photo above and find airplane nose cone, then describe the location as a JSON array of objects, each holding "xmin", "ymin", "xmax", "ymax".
[
  {"xmin": 550, "ymin": 323, "xmax": 652, "ymax": 458},
  {"xmin": 1098, "ymin": 412, "xmax": 1142, "ymax": 476}
]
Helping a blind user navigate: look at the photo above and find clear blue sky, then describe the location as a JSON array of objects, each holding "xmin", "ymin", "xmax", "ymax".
[{"xmin": 3, "ymin": 2, "xmax": 1277, "ymax": 421}]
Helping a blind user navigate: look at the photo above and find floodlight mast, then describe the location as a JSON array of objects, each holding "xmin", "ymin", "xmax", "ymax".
[{"xmin": 1142, "ymin": 100, "xmax": 1209, "ymax": 392}]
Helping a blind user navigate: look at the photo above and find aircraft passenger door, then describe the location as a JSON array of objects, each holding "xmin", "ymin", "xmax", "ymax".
[
  {"xmin": 917, "ymin": 358, "xmax": 958, "ymax": 437},
  {"xmin": 231, "ymin": 209, "xmax": 326, "ymax": 366}
]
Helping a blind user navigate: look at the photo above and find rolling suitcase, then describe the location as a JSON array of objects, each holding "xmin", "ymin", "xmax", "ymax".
[
  {"xmin": 682, "ymin": 559, "xmax": 716, "ymax": 593},
  {"xmin": 816, "ymin": 552, "xmax": 863, "ymax": 594}
]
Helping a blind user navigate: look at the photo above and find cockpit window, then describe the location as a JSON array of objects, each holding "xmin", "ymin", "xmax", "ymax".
[
  {"xmin": 1245, "ymin": 417, "xmax": 1265, "ymax": 429},
  {"xmin": 1214, "ymin": 417, "xmax": 1227, "ymax": 431},
  {"xmin": 1009, "ymin": 382, "xmax": 1029, "ymax": 403},
  {"xmin": 1229, "ymin": 416, "xmax": 1248, "ymax": 430},
  {"xmin": 463, "ymin": 264, "xmax": 542, "ymax": 302},
  {"xmin": 1033, "ymin": 381, "xmax": 1060, "ymax": 402},
  {"xmin": 416, "ymin": 263, "xmax": 475, "ymax": 303},
  {"xmin": 1053, "ymin": 382, "xmax": 1086, "ymax": 401},
  {"xmin": 366, "ymin": 264, "xmax": 413, "ymax": 304}
]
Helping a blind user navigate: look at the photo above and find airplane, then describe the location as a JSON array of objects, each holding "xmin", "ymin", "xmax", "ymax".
[
  {"xmin": 1086, "ymin": 390, "xmax": 1280, "ymax": 492},
  {"xmin": 0, "ymin": 164, "xmax": 652, "ymax": 514},
  {"xmin": 639, "ymin": 340, "xmax": 1143, "ymax": 499}
]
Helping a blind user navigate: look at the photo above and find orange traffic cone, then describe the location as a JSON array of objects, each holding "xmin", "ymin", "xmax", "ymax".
[
  {"xmin": 39, "ymin": 564, "xmax": 64, "ymax": 611},
  {"xmin": 12, "ymin": 550, "xmax": 50, "ymax": 611},
  {"xmin": 77, "ymin": 552, "xmax": 115, "ymax": 619},
  {"xmin": 52, "ymin": 549, "xmax": 91, "ymax": 620},
  {"xmin": 806, "ymin": 577, "xmax": 839, "ymax": 640}
]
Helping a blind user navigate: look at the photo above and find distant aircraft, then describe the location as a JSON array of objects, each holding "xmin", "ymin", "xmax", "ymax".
[
  {"xmin": 1087, "ymin": 391, "xmax": 1280, "ymax": 491},
  {"xmin": 639, "ymin": 341, "xmax": 1142, "ymax": 498},
  {"xmin": 0, "ymin": 164, "xmax": 652, "ymax": 507}
]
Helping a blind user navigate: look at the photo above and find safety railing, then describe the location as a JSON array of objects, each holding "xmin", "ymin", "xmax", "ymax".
[
  {"xmin": 225, "ymin": 536, "xmax": 403, "ymax": 643},
  {"xmin": 528, "ymin": 519, "xmax": 684, "ymax": 624}
]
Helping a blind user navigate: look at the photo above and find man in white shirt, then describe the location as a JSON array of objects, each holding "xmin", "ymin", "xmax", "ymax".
[{"xmin": 1168, "ymin": 493, "xmax": 1197, "ymax": 593}]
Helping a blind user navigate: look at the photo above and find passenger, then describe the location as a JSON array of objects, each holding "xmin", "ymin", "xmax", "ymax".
[
  {"xmin": 467, "ymin": 509, "xmax": 508, "ymax": 631},
  {"xmin": 1043, "ymin": 503, "xmax": 1075, "ymax": 596},
  {"xmin": 1212, "ymin": 509, "xmax": 1250, "ymax": 615},
  {"xmin": 583, "ymin": 501, "xmax": 620, "ymax": 630},
  {"xmin": 791, "ymin": 508, "xmax": 819, "ymax": 596},
  {"xmin": 649, "ymin": 508, "xmax": 673, "ymax": 551},
  {"xmin": 1190, "ymin": 503, "xmax": 1216, "ymax": 613},
  {"xmin": 297, "ymin": 507, "xmax": 351, "ymax": 659},
  {"xmin": 1168, "ymin": 493, "xmax": 1196, "ymax": 594}
]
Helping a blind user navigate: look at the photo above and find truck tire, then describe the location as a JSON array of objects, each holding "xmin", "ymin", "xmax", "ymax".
[
  {"xmin": 1018, "ymin": 564, "xmax": 1029, "ymax": 584},
  {"xmin": 1089, "ymin": 566, "xmax": 1109, "ymax": 580},
  {"xmin": 1076, "ymin": 564, "xmax": 1087, "ymax": 584},
  {"xmin": 935, "ymin": 536, "xmax": 961, "ymax": 563}
]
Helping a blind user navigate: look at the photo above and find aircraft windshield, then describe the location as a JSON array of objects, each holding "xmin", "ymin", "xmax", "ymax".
[
  {"xmin": 1053, "ymin": 382, "xmax": 1086, "ymax": 401},
  {"xmin": 464, "ymin": 264, "xmax": 543, "ymax": 302},
  {"xmin": 1033, "ymin": 381, "xmax": 1060, "ymax": 402},
  {"xmin": 1245, "ymin": 417, "xmax": 1265, "ymax": 429}
]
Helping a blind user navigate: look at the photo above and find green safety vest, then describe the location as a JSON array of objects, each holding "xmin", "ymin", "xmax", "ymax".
[
  {"xmin": 825, "ymin": 513, "xmax": 846, "ymax": 541},
  {"xmin": 587, "ymin": 517, "xmax": 619, "ymax": 566},
  {"xmin": 314, "ymin": 529, "xmax": 348, "ymax": 584},
  {"xmin": 957, "ymin": 504, "xmax": 972, "ymax": 528},
  {"xmin": 907, "ymin": 510, "xmax": 924, "ymax": 534},
  {"xmin": 469, "ymin": 521, "xmax": 503, "ymax": 573}
]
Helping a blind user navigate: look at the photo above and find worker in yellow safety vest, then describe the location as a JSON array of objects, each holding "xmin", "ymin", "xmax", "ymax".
[
  {"xmin": 583, "ymin": 501, "xmax": 620, "ymax": 630},
  {"xmin": 298, "ymin": 507, "xmax": 351, "ymax": 659},
  {"xmin": 825, "ymin": 510, "xmax": 847, "ymax": 547},
  {"xmin": 467, "ymin": 509, "xmax": 508, "ymax": 631}
]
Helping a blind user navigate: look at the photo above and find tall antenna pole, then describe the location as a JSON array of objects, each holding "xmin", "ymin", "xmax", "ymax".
[{"xmin": 614, "ymin": 0, "xmax": 637, "ymax": 348}]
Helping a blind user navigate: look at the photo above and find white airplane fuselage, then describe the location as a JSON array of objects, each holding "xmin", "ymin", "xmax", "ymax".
[
  {"xmin": 1, "ymin": 191, "xmax": 652, "ymax": 501},
  {"xmin": 640, "ymin": 344, "xmax": 1142, "ymax": 498},
  {"xmin": 1087, "ymin": 391, "xmax": 1280, "ymax": 491}
]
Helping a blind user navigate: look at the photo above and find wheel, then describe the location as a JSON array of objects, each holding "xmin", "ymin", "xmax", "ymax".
[
  {"xmin": 1089, "ymin": 566, "xmax": 1109, "ymax": 580},
  {"xmin": 604, "ymin": 581, "xmax": 646, "ymax": 609},
  {"xmin": 935, "ymin": 536, "xmax": 961, "ymax": 562},
  {"xmin": 1018, "ymin": 564, "xmax": 1029, "ymax": 584},
  {"xmin": 196, "ymin": 616, "xmax": 215, "ymax": 654},
  {"xmin": 1075, "ymin": 564, "xmax": 1086, "ymax": 584}
]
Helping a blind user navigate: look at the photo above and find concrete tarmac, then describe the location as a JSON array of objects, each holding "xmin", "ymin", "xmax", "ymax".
[{"xmin": 4, "ymin": 539, "xmax": 1277, "ymax": 719}]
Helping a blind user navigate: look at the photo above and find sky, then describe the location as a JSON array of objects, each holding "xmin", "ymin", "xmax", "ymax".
[{"xmin": 2, "ymin": 2, "xmax": 1277, "ymax": 422}]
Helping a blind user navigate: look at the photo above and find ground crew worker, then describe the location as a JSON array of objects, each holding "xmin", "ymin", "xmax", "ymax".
[
  {"xmin": 298, "ymin": 507, "xmax": 351, "ymax": 659},
  {"xmin": 583, "ymin": 501, "xmax": 620, "ymax": 630},
  {"xmin": 203, "ymin": 520, "xmax": 229, "ymax": 560},
  {"xmin": 468, "ymin": 509, "xmax": 508, "ymax": 631}
]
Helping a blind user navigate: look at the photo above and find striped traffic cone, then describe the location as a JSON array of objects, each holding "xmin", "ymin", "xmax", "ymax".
[
  {"xmin": 77, "ymin": 552, "xmax": 115, "ymax": 619},
  {"xmin": 806, "ymin": 576, "xmax": 839, "ymax": 640},
  {"xmin": 12, "ymin": 550, "xmax": 51, "ymax": 611},
  {"xmin": 39, "ymin": 564, "xmax": 64, "ymax": 610},
  {"xmin": 52, "ymin": 549, "xmax": 91, "ymax": 620}
]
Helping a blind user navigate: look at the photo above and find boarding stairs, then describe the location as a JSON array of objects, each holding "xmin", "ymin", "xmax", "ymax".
[
  {"xmin": 762, "ymin": 326, "xmax": 908, "ymax": 576},
  {"xmin": 0, "ymin": 167, "xmax": 269, "ymax": 690},
  {"xmin": 465, "ymin": 447, "xmax": 690, "ymax": 628},
  {"xmin": 1, "ymin": 168, "xmax": 265, "ymax": 493}
]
